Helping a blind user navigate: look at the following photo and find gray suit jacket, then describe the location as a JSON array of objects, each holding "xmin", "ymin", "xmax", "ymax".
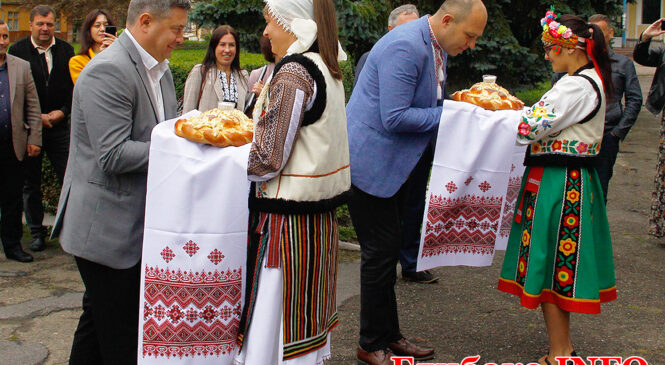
[
  {"xmin": 6, "ymin": 54, "xmax": 41, "ymax": 160},
  {"xmin": 182, "ymin": 63, "xmax": 249, "ymax": 113},
  {"xmin": 52, "ymin": 32, "xmax": 177, "ymax": 269}
]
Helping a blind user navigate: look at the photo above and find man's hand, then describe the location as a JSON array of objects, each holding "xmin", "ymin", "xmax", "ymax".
[
  {"xmin": 642, "ymin": 18, "xmax": 665, "ymax": 42},
  {"xmin": 251, "ymin": 81, "xmax": 264, "ymax": 95},
  {"xmin": 46, "ymin": 110, "xmax": 65, "ymax": 126},
  {"xmin": 26, "ymin": 144, "xmax": 41, "ymax": 157},
  {"xmin": 41, "ymin": 114, "xmax": 53, "ymax": 128}
]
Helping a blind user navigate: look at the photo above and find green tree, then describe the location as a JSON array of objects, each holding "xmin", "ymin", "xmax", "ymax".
[
  {"xmin": 189, "ymin": 0, "xmax": 266, "ymax": 52},
  {"xmin": 412, "ymin": 0, "xmax": 626, "ymax": 89},
  {"xmin": 179, "ymin": 0, "xmax": 628, "ymax": 89}
]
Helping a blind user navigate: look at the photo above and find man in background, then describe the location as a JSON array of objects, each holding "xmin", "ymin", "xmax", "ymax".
[
  {"xmin": 354, "ymin": 4, "xmax": 420, "ymax": 87},
  {"xmin": 9, "ymin": 5, "xmax": 74, "ymax": 252},
  {"xmin": 553, "ymin": 14, "xmax": 642, "ymax": 203},
  {"xmin": 0, "ymin": 20, "xmax": 42, "ymax": 263},
  {"xmin": 52, "ymin": 0, "xmax": 189, "ymax": 362}
]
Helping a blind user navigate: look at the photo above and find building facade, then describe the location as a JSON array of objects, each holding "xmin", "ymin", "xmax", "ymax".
[{"xmin": 625, "ymin": 0, "xmax": 665, "ymax": 46}]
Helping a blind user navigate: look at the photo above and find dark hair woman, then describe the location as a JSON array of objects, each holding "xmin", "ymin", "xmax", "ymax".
[
  {"xmin": 497, "ymin": 10, "xmax": 616, "ymax": 365},
  {"xmin": 234, "ymin": 0, "xmax": 350, "ymax": 363},
  {"xmin": 69, "ymin": 9, "xmax": 116, "ymax": 84},
  {"xmin": 182, "ymin": 25, "xmax": 249, "ymax": 113}
]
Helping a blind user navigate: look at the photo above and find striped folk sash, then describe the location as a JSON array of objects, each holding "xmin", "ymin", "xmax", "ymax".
[{"xmin": 237, "ymin": 211, "xmax": 339, "ymax": 360}]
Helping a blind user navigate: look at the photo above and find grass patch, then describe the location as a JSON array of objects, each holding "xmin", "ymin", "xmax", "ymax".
[
  {"xmin": 337, "ymin": 204, "xmax": 357, "ymax": 243},
  {"xmin": 515, "ymin": 80, "xmax": 550, "ymax": 107}
]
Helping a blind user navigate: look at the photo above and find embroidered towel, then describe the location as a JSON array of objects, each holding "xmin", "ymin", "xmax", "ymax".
[
  {"xmin": 495, "ymin": 144, "xmax": 527, "ymax": 250},
  {"xmin": 417, "ymin": 100, "xmax": 522, "ymax": 270},
  {"xmin": 139, "ymin": 111, "xmax": 250, "ymax": 364}
]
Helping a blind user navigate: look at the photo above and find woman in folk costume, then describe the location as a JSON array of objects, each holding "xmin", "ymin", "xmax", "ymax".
[
  {"xmin": 498, "ymin": 9, "xmax": 617, "ymax": 365},
  {"xmin": 234, "ymin": 0, "xmax": 350, "ymax": 363}
]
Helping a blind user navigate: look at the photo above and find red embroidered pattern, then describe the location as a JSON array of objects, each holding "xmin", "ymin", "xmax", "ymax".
[
  {"xmin": 499, "ymin": 175, "xmax": 524, "ymax": 238},
  {"xmin": 464, "ymin": 176, "xmax": 474, "ymax": 186},
  {"xmin": 160, "ymin": 247, "xmax": 175, "ymax": 263},
  {"xmin": 183, "ymin": 240, "xmax": 199, "ymax": 257},
  {"xmin": 478, "ymin": 181, "xmax": 492, "ymax": 192},
  {"xmin": 208, "ymin": 249, "xmax": 225, "ymax": 265},
  {"xmin": 142, "ymin": 267, "xmax": 242, "ymax": 358},
  {"xmin": 422, "ymin": 193, "xmax": 503, "ymax": 257},
  {"xmin": 445, "ymin": 181, "xmax": 458, "ymax": 193}
]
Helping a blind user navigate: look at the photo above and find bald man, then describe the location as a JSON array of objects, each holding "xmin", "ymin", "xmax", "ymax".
[{"xmin": 346, "ymin": 0, "xmax": 488, "ymax": 364}]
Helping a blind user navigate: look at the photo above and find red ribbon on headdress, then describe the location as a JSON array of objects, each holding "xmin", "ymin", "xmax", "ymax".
[{"xmin": 584, "ymin": 37, "xmax": 606, "ymax": 90}]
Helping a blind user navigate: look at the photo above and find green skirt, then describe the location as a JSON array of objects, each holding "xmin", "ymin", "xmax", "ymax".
[{"xmin": 498, "ymin": 166, "xmax": 616, "ymax": 314}]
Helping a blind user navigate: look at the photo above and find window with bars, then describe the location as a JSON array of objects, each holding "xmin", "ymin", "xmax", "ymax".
[{"xmin": 6, "ymin": 11, "xmax": 19, "ymax": 31}]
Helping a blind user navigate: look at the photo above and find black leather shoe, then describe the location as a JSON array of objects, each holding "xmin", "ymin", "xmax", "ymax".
[
  {"xmin": 5, "ymin": 246, "xmax": 34, "ymax": 262},
  {"xmin": 402, "ymin": 270, "xmax": 438, "ymax": 283},
  {"xmin": 29, "ymin": 237, "xmax": 46, "ymax": 252}
]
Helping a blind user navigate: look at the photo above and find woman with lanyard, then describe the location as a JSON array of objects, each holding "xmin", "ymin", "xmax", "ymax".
[
  {"xmin": 182, "ymin": 25, "xmax": 250, "ymax": 113},
  {"xmin": 498, "ymin": 8, "xmax": 617, "ymax": 365},
  {"xmin": 234, "ymin": 0, "xmax": 350, "ymax": 363}
]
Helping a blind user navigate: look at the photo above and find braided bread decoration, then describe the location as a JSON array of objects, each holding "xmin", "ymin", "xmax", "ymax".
[
  {"xmin": 175, "ymin": 108, "xmax": 254, "ymax": 148},
  {"xmin": 452, "ymin": 82, "xmax": 524, "ymax": 111}
]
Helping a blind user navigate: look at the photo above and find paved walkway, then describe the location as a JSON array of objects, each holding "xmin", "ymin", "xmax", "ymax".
[{"xmin": 1, "ymin": 63, "xmax": 663, "ymax": 364}]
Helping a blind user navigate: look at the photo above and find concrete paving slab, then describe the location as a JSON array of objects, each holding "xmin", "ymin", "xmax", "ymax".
[
  {"xmin": 15, "ymin": 310, "xmax": 81, "ymax": 365},
  {"xmin": 0, "ymin": 339, "xmax": 48, "ymax": 365},
  {"xmin": 0, "ymin": 292, "xmax": 82, "ymax": 321}
]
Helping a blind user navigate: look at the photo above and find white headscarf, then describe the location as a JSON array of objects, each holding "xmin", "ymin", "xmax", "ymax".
[{"xmin": 264, "ymin": 0, "xmax": 347, "ymax": 61}]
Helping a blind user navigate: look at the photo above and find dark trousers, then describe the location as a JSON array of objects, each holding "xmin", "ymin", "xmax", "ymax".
[
  {"xmin": 595, "ymin": 132, "xmax": 621, "ymax": 203},
  {"xmin": 0, "ymin": 141, "xmax": 24, "ymax": 253},
  {"xmin": 69, "ymin": 257, "xmax": 140, "ymax": 365},
  {"xmin": 350, "ymin": 183, "xmax": 412, "ymax": 351},
  {"xmin": 23, "ymin": 126, "xmax": 69, "ymax": 238},
  {"xmin": 399, "ymin": 147, "xmax": 433, "ymax": 273}
]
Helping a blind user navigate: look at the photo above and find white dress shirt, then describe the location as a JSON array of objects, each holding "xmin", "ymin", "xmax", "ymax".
[
  {"xmin": 30, "ymin": 36, "xmax": 55, "ymax": 74},
  {"xmin": 125, "ymin": 29, "xmax": 169, "ymax": 122}
]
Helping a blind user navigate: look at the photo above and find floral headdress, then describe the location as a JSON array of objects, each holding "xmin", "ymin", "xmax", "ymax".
[
  {"xmin": 540, "ymin": 6, "xmax": 583, "ymax": 54},
  {"xmin": 539, "ymin": 6, "xmax": 606, "ymax": 90}
]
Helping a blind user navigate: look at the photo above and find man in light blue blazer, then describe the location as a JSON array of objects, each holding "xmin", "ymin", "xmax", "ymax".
[{"xmin": 346, "ymin": 0, "xmax": 487, "ymax": 363}]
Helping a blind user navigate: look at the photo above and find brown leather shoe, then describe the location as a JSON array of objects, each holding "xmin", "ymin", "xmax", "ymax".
[
  {"xmin": 357, "ymin": 346, "xmax": 394, "ymax": 365},
  {"xmin": 389, "ymin": 337, "xmax": 435, "ymax": 361}
]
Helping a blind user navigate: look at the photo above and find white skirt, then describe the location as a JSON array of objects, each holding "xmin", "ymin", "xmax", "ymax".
[{"xmin": 233, "ymin": 256, "xmax": 332, "ymax": 365}]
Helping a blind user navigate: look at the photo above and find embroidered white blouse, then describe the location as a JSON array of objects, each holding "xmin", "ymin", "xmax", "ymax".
[{"xmin": 517, "ymin": 72, "xmax": 600, "ymax": 144}]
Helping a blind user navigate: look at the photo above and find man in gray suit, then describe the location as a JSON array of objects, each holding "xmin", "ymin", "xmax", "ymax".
[
  {"xmin": 51, "ymin": 0, "xmax": 190, "ymax": 362},
  {"xmin": 0, "ymin": 20, "xmax": 42, "ymax": 263}
]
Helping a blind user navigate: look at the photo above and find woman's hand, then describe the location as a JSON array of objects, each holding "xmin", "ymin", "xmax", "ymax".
[
  {"xmin": 642, "ymin": 18, "xmax": 665, "ymax": 42},
  {"xmin": 100, "ymin": 33, "xmax": 117, "ymax": 51},
  {"xmin": 252, "ymin": 81, "xmax": 264, "ymax": 95}
]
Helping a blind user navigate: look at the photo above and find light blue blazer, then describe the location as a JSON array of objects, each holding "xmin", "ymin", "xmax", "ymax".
[{"xmin": 346, "ymin": 16, "xmax": 446, "ymax": 198}]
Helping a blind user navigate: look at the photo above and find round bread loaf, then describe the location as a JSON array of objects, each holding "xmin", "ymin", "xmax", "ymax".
[
  {"xmin": 452, "ymin": 82, "xmax": 524, "ymax": 111},
  {"xmin": 175, "ymin": 108, "xmax": 254, "ymax": 148}
]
